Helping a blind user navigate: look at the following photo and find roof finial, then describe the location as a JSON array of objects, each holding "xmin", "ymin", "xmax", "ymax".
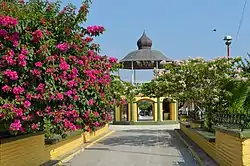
[{"xmin": 137, "ymin": 30, "xmax": 152, "ymax": 50}]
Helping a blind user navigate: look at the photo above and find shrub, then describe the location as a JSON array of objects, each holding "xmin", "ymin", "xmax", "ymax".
[{"xmin": 0, "ymin": 0, "xmax": 118, "ymax": 138}]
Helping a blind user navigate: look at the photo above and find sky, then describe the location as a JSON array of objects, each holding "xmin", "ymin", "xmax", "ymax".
[{"xmin": 61, "ymin": 0, "xmax": 250, "ymax": 82}]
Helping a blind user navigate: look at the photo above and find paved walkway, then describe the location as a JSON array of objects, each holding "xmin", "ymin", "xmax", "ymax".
[{"xmin": 61, "ymin": 125, "xmax": 198, "ymax": 166}]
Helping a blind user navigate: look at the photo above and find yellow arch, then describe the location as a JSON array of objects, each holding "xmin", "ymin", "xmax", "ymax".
[
  {"xmin": 114, "ymin": 96, "xmax": 178, "ymax": 123},
  {"xmin": 136, "ymin": 98, "xmax": 156, "ymax": 121},
  {"xmin": 134, "ymin": 96, "xmax": 157, "ymax": 103}
]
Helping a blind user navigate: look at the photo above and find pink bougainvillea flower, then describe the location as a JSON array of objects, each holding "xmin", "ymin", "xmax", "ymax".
[
  {"xmin": 31, "ymin": 123, "xmax": 39, "ymax": 130},
  {"xmin": 10, "ymin": 32, "xmax": 19, "ymax": 47},
  {"xmin": 93, "ymin": 111, "xmax": 99, "ymax": 117},
  {"xmin": 87, "ymin": 50, "xmax": 95, "ymax": 57},
  {"xmin": 21, "ymin": 48, "xmax": 28, "ymax": 55},
  {"xmin": 18, "ymin": 60, "xmax": 26, "ymax": 67},
  {"xmin": 63, "ymin": 119, "xmax": 76, "ymax": 131},
  {"xmin": 35, "ymin": 61, "xmax": 42, "ymax": 67},
  {"xmin": 88, "ymin": 99, "xmax": 94, "ymax": 106},
  {"xmin": 65, "ymin": 90, "xmax": 73, "ymax": 97},
  {"xmin": 3, "ymin": 69, "xmax": 18, "ymax": 80},
  {"xmin": 109, "ymin": 57, "xmax": 117, "ymax": 63},
  {"xmin": 12, "ymin": 86, "xmax": 25, "ymax": 95},
  {"xmin": 56, "ymin": 42, "xmax": 70, "ymax": 52},
  {"xmin": 78, "ymin": 60, "xmax": 84, "ymax": 65},
  {"xmin": 59, "ymin": 60, "xmax": 70, "ymax": 71},
  {"xmin": 0, "ymin": 29, "xmax": 8, "ymax": 37},
  {"xmin": 9, "ymin": 119, "xmax": 22, "ymax": 131},
  {"xmin": 84, "ymin": 37, "xmax": 93, "ymax": 43},
  {"xmin": 18, "ymin": 54, "xmax": 26, "ymax": 61},
  {"xmin": 13, "ymin": 108, "xmax": 23, "ymax": 117},
  {"xmin": 67, "ymin": 80, "xmax": 75, "ymax": 88},
  {"xmin": 5, "ymin": 56, "xmax": 15, "ymax": 65},
  {"xmin": 32, "ymin": 29, "xmax": 43, "ymax": 43},
  {"xmin": 30, "ymin": 69, "xmax": 41, "ymax": 77},
  {"xmin": 36, "ymin": 83, "xmax": 45, "ymax": 92},
  {"xmin": 87, "ymin": 25, "xmax": 105, "ymax": 34},
  {"xmin": 71, "ymin": 67, "xmax": 78, "ymax": 75},
  {"xmin": 25, "ymin": 93, "xmax": 32, "ymax": 100},
  {"xmin": 93, "ymin": 121, "xmax": 100, "ymax": 127},
  {"xmin": 23, "ymin": 100, "xmax": 31, "ymax": 108},
  {"xmin": 0, "ymin": 16, "xmax": 18, "ymax": 28},
  {"xmin": 36, "ymin": 111, "xmax": 43, "ymax": 117},
  {"xmin": 21, "ymin": 116, "xmax": 28, "ymax": 121},
  {"xmin": 2, "ymin": 85, "xmax": 11, "ymax": 92},
  {"xmin": 56, "ymin": 93, "xmax": 64, "ymax": 100},
  {"xmin": 73, "ymin": 95, "xmax": 79, "ymax": 101}
]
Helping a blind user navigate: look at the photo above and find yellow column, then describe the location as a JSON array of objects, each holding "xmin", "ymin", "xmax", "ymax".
[
  {"xmin": 115, "ymin": 106, "xmax": 120, "ymax": 121},
  {"xmin": 128, "ymin": 103, "xmax": 131, "ymax": 121},
  {"xmin": 154, "ymin": 103, "xmax": 157, "ymax": 121},
  {"xmin": 159, "ymin": 102, "xmax": 163, "ymax": 121},
  {"xmin": 132, "ymin": 102, "xmax": 138, "ymax": 122},
  {"xmin": 152, "ymin": 103, "xmax": 155, "ymax": 121},
  {"xmin": 170, "ymin": 102, "xmax": 177, "ymax": 120}
]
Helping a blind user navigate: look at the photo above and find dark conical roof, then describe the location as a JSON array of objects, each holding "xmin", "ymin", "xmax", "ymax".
[
  {"xmin": 137, "ymin": 31, "xmax": 152, "ymax": 49},
  {"xmin": 120, "ymin": 31, "xmax": 173, "ymax": 69}
]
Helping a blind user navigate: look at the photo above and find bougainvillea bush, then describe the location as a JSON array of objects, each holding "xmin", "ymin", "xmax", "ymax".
[{"xmin": 0, "ymin": 0, "xmax": 119, "ymax": 138}]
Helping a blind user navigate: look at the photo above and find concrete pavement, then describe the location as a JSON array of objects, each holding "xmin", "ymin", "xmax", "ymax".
[{"xmin": 60, "ymin": 125, "xmax": 198, "ymax": 166}]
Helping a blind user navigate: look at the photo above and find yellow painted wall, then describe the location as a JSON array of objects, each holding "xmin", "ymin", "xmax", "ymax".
[
  {"xmin": 84, "ymin": 124, "xmax": 109, "ymax": 142},
  {"xmin": 180, "ymin": 123, "xmax": 250, "ymax": 166},
  {"xmin": 0, "ymin": 134, "xmax": 49, "ymax": 166},
  {"xmin": 45, "ymin": 134, "xmax": 83, "ymax": 160},
  {"xmin": 0, "ymin": 124, "xmax": 109, "ymax": 166},
  {"xmin": 180, "ymin": 124, "xmax": 217, "ymax": 161},
  {"xmin": 215, "ymin": 130, "xmax": 243, "ymax": 166},
  {"xmin": 242, "ymin": 139, "xmax": 250, "ymax": 165}
]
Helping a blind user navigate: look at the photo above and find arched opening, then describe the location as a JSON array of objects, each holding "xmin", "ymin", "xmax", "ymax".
[
  {"xmin": 137, "ymin": 99, "xmax": 154, "ymax": 121},
  {"xmin": 120, "ymin": 103, "xmax": 129, "ymax": 121},
  {"xmin": 163, "ymin": 98, "xmax": 171, "ymax": 120}
]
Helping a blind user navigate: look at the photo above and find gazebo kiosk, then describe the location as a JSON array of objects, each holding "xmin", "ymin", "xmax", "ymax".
[
  {"xmin": 119, "ymin": 31, "xmax": 172, "ymax": 84},
  {"xmin": 115, "ymin": 31, "xmax": 178, "ymax": 123}
]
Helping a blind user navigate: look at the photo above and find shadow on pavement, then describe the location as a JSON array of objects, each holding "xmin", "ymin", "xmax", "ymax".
[
  {"xmin": 86, "ymin": 147, "xmax": 182, "ymax": 157},
  {"xmin": 98, "ymin": 130, "xmax": 179, "ymax": 147},
  {"xmin": 95, "ymin": 129, "xmax": 197, "ymax": 166}
]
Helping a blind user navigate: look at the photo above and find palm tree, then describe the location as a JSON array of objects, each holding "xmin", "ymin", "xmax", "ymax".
[
  {"xmin": 223, "ymin": 79, "xmax": 250, "ymax": 113},
  {"xmin": 241, "ymin": 53, "xmax": 250, "ymax": 73}
]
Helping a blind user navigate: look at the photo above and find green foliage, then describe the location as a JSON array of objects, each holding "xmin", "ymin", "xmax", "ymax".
[
  {"xmin": 240, "ymin": 53, "xmax": 250, "ymax": 77},
  {"xmin": 143, "ymin": 57, "xmax": 244, "ymax": 112},
  {"xmin": 137, "ymin": 100, "xmax": 152, "ymax": 111},
  {"xmin": 223, "ymin": 79, "xmax": 250, "ymax": 113}
]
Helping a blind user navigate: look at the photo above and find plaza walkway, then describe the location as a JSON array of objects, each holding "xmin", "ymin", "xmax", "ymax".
[{"xmin": 61, "ymin": 125, "xmax": 198, "ymax": 166}]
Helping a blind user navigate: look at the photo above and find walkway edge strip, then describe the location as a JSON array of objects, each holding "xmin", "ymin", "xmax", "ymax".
[
  {"xmin": 56, "ymin": 130, "xmax": 116, "ymax": 165},
  {"xmin": 174, "ymin": 130, "xmax": 203, "ymax": 166}
]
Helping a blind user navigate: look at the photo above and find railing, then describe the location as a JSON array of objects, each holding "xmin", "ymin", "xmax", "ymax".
[
  {"xmin": 214, "ymin": 113, "xmax": 250, "ymax": 131},
  {"xmin": 178, "ymin": 110, "xmax": 205, "ymax": 121}
]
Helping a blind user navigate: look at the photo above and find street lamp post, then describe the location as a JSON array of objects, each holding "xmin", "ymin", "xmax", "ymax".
[{"xmin": 223, "ymin": 35, "xmax": 232, "ymax": 73}]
